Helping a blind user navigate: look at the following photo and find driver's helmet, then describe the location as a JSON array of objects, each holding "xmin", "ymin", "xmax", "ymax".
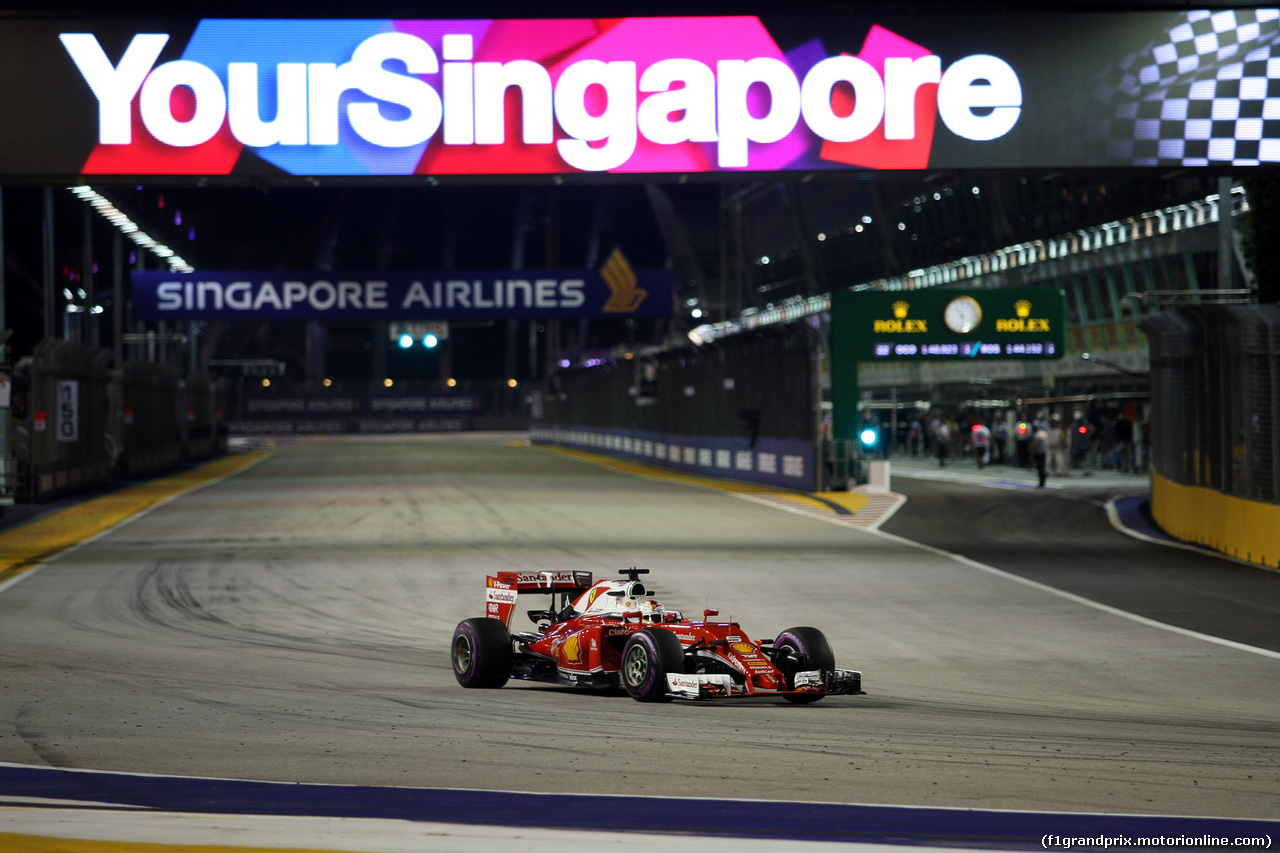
[{"xmin": 573, "ymin": 579, "xmax": 665, "ymax": 620}]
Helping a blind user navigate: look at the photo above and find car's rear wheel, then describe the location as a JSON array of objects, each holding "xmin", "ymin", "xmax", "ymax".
[
  {"xmin": 621, "ymin": 628, "xmax": 683, "ymax": 702},
  {"xmin": 452, "ymin": 617, "xmax": 513, "ymax": 688},
  {"xmin": 773, "ymin": 626, "xmax": 834, "ymax": 704}
]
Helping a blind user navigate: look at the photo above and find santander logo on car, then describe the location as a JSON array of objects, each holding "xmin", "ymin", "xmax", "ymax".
[{"xmin": 59, "ymin": 17, "xmax": 1021, "ymax": 175}]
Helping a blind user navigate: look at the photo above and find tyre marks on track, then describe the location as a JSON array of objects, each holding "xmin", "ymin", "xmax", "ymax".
[{"xmin": 0, "ymin": 453, "xmax": 271, "ymax": 594}]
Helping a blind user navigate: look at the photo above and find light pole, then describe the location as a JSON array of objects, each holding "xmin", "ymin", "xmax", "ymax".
[{"xmin": 1080, "ymin": 351, "xmax": 1146, "ymax": 378}]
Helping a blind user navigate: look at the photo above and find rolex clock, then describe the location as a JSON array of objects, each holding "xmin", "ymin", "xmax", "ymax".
[{"xmin": 943, "ymin": 295, "xmax": 983, "ymax": 334}]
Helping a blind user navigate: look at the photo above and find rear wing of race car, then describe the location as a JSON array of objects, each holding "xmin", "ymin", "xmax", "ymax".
[{"xmin": 485, "ymin": 570, "xmax": 593, "ymax": 628}]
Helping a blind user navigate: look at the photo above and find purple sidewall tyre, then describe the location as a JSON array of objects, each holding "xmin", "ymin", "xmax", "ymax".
[
  {"xmin": 774, "ymin": 626, "xmax": 834, "ymax": 704},
  {"xmin": 451, "ymin": 617, "xmax": 512, "ymax": 688},
  {"xmin": 621, "ymin": 628, "xmax": 683, "ymax": 702}
]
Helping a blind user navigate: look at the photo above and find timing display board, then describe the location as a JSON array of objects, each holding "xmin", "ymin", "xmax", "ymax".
[
  {"xmin": 831, "ymin": 287, "xmax": 1067, "ymax": 362},
  {"xmin": 828, "ymin": 286, "xmax": 1066, "ymax": 446},
  {"xmin": 0, "ymin": 10, "xmax": 1277, "ymax": 180}
]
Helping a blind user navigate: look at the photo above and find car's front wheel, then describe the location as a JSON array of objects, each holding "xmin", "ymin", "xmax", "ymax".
[
  {"xmin": 452, "ymin": 617, "xmax": 513, "ymax": 688},
  {"xmin": 621, "ymin": 628, "xmax": 683, "ymax": 702},
  {"xmin": 773, "ymin": 626, "xmax": 835, "ymax": 704}
]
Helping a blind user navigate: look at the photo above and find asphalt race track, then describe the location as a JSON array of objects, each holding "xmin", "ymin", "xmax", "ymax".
[
  {"xmin": 1, "ymin": 435, "xmax": 1277, "ymax": 848},
  {"xmin": 879, "ymin": 475, "xmax": 1280, "ymax": 655}
]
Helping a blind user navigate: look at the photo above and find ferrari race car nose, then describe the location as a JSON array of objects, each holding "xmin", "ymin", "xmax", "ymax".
[{"xmin": 793, "ymin": 668, "xmax": 864, "ymax": 695}]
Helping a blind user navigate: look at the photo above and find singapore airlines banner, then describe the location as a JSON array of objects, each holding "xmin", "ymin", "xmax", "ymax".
[
  {"xmin": 130, "ymin": 267, "xmax": 673, "ymax": 321},
  {"xmin": 1, "ymin": 10, "xmax": 1279, "ymax": 179}
]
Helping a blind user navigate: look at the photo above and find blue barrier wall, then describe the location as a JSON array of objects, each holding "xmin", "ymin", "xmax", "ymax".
[{"xmin": 531, "ymin": 425, "xmax": 815, "ymax": 491}]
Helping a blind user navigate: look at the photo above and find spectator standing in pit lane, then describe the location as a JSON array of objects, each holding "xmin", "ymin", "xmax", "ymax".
[
  {"xmin": 971, "ymin": 421, "xmax": 991, "ymax": 470},
  {"xmin": 992, "ymin": 419, "xmax": 1008, "ymax": 465},
  {"xmin": 934, "ymin": 419, "xmax": 951, "ymax": 467},
  {"xmin": 1033, "ymin": 421, "xmax": 1050, "ymax": 488},
  {"xmin": 1048, "ymin": 413, "xmax": 1069, "ymax": 477}
]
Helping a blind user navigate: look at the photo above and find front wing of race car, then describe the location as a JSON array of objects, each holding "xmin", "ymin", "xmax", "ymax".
[
  {"xmin": 793, "ymin": 668, "xmax": 864, "ymax": 695},
  {"xmin": 664, "ymin": 668, "xmax": 863, "ymax": 700}
]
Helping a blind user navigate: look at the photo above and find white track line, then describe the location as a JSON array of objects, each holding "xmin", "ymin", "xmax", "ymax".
[
  {"xmin": 864, "ymin": 524, "xmax": 1280, "ymax": 662},
  {"xmin": 1103, "ymin": 493, "xmax": 1280, "ymax": 576}
]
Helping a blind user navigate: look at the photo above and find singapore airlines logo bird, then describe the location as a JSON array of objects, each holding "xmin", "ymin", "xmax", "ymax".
[{"xmin": 601, "ymin": 248, "xmax": 648, "ymax": 313}]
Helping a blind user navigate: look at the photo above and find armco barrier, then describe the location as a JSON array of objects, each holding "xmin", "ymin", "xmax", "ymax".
[{"xmin": 531, "ymin": 424, "xmax": 816, "ymax": 491}]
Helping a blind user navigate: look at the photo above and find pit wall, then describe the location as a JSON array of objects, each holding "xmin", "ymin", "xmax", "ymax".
[
  {"xmin": 530, "ymin": 425, "xmax": 815, "ymax": 491},
  {"xmin": 1151, "ymin": 471, "xmax": 1280, "ymax": 570}
]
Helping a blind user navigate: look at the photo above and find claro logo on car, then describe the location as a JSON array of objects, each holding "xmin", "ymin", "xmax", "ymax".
[{"xmin": 58, "ymin": 17, "xmax": 1021, "ymax": 175}]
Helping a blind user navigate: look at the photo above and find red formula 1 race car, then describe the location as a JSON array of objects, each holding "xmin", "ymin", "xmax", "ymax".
[{"xmin": 450, "ymin": 568, "xmax": 863, "ymax": 702}]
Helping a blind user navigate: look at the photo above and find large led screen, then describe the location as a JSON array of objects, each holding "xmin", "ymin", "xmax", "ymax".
[{"xmin": 1, "ymin": 10, "xmax": 1277, "ymax": 179}]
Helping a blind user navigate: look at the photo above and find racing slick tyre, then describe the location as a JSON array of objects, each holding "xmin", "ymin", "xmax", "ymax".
[
  {"xmin": 452, "ymin": 617, "xmax": 513, "ymax": 689},
  {"xmin": 773, "ymin": 626, "xmax": 835, "ymax": 705},
  {"xmin": 621, "ymin": 628, "xmax": 684, "ymax": 702}
]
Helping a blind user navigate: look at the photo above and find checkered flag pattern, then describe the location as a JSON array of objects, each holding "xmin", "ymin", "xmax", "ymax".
[{"xmin": 1092, "ymin": 9, "xmax": 1280, "ymax": 165}]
